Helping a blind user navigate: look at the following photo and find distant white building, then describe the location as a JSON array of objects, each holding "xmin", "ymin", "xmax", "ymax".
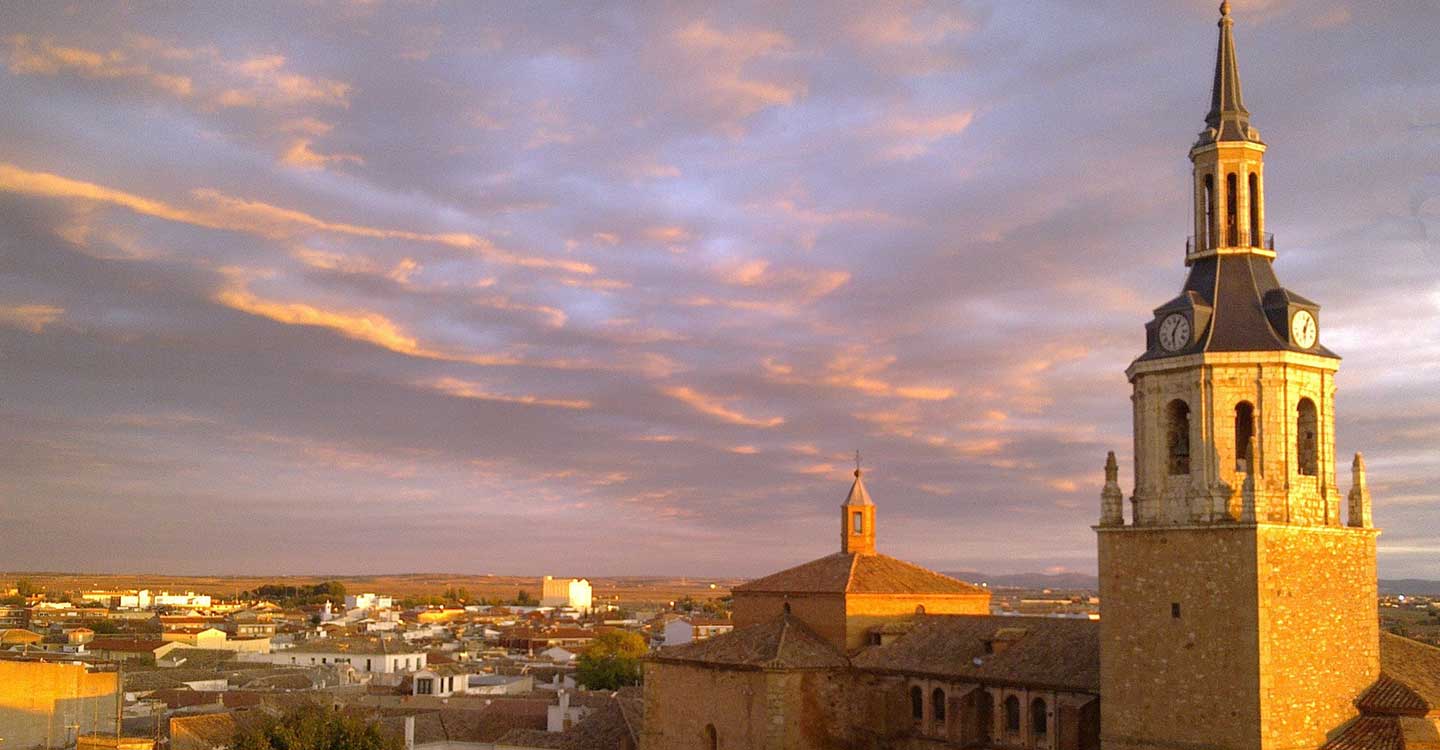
[
  {"xmin": 246, "ymin": 637, "xmax": 426, "ymax": 673},
  {"xmin": 540, "ymin": 577, "xmax": 592, "ymax": 611},
  {"xmin": 662, "ymin": 616, "xmax": 733, "ymax": 646},
  {"xmin": 153, "ymin": 591, "xmax": 211, "ymax": 608},
  {"xmin": 344, "ymin": 593, "xmax": 394, "ymax": 610}
]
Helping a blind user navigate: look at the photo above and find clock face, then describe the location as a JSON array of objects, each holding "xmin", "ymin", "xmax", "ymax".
[
  {"xmin": 1291, "ymin": 310, "xmax": 1318, "ymax": 349},
  {"xmin": 1158, "ymin": 313, "xmax": 1191, "ymax": 352}
]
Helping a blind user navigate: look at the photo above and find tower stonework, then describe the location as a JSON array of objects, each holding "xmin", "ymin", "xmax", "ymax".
[{"xmin": 1097, "ymin": 5, "xmax": 1380, "ymax": 750}]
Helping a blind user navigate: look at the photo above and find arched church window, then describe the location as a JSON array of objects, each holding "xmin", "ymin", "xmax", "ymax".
[
  {"xmin": 1167, "ymin": 400, "xmax": 1191, "ymax": 475},
  {"xmin": 1226, "ymin": 172, "xmax": 1239, "ymax": 246},
  {"xmin": 852, "ymin": 511, "xmax": 864, "ymax": 534},
  {"xmin": 1297, "ymin": 398, "xmax": 1318, "ymax": 476},
  {"xmin": 782, "ymin": 601, "xmax": 791, "ymax": 615},
  {"xmin": 911, "ymin": 686, "xmax": 924, "ymax": 723},
  {"xmin": 705, "ymin": 724, "xmax": 718, "ymax": 750},
  {"xmin": 932, "ymin": 688, "xmax": 946, "ymax": 726},
  {"xmin": 1249, "ymin": 172, "xmax": 1261, "ymax": 247},
  {"xmin": 915, "ymin": 604, "xmax": 926, "ymax": 615},
  {"xmin": 1005, "ymin": 695, "xmax": 1021, "ymax": 733},
  {"xmin": 1031, "ymin": 697, "xmax": 1048, "ymax": 736},
  {"xmin": 1203, "ymin": 174, "xmax": 1216, "ymax": 249},
  {"xmin": 1234, "ymin": 401, "xmax": 1255, "ymax": 471}
]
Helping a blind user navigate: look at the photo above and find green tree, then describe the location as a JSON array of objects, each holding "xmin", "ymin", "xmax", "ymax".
[
  {"xmin": 515, "ymin": 590, "xmax": 534, "ymax": 605},
  {"xmin": 15, "ymin": 579, "xmax": 36, "ymax": 597},
  {"xmin": 576, "ymin": 631, "xmax": 647, "ymax": 690},
  {"xmin": 233, "ymin": 703, "xmax": 399, "ymax": 750}
]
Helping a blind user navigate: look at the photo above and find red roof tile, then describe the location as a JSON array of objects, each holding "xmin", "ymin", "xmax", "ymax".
[
  {"xmin": 652, "ymin": 614, "xmax": 847, "ymax": 670},
  {"xmin": 732, "ymin": 552, "xmax": 988, "ymax": 596}
]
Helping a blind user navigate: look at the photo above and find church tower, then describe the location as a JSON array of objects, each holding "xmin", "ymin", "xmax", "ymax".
[
  {"xmin": 1097, "ymin": 4, "xmax": 1380, "ymax": 749},
  {"xmin": 842, "ymin": 467, "xmax": 876, "ymax": 555}
]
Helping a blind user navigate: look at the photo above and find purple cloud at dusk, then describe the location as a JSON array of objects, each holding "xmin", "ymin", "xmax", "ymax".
[{"xmin": 0, "ymin": 1, "xmax": 1436, "ymax": 578}]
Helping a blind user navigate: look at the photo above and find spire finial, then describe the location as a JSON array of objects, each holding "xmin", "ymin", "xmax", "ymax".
[
  {"xmin": 1201, "ymin": 0, "xmax": 1258, "ymax": 144},
  {"xmin": 1104, "ymin": 451, "xmax": 1119, "ymax": 483},
  {"xmin": 854, "ymin": 449, "xmax": 862, "ymax": 478}
]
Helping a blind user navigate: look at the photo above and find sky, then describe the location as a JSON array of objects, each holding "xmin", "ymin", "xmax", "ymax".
[{"xmin": 0, "ymin": 1, "xmax": 1436, "ymax": 579}]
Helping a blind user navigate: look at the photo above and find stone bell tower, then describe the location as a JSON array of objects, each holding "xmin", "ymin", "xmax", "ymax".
[
  {"xmin": 1096, "ymin": 4, "xmax": 1380, "ymax": 749},
  {"xmin": 842, "ymin": 466, "xmax": 876, "ymax": 556}
]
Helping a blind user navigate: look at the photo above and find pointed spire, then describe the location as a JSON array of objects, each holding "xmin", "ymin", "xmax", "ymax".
[
  {"xmin": 1203, "ymin": 0, "xmax": 1259, "ymax": 143},
  {"xmin": 1100, "ymin": 451, "xmax": 1125, "ymax": 527},
  {"xmin": 842, "ymin": 463, "xmax": 876, "ymax": 555},
  {"xmin": 844, "ymin": 467, "xmax": 873, "ymax": 507},
  {"xmin": 1348, "ymin": 452, "xmax": 1374, "ymax": 529}
]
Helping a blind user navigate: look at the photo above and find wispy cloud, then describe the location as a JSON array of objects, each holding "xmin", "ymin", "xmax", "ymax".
[
  {"xmin": 417, "ymin": 376, "xmax": 592, "ymax": 410},
  {"xmin": 662, "ymin": 385, "xmax": 785, "ymax": 428},
  {"xmin": 0, "ymin": 304, "xmax": 63, "ymax": 333},
  {"xmin": 0, "ymin": 163, "xmax": 594, "ymax": 274}
]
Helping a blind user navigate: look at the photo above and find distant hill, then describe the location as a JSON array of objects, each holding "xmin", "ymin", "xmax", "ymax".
[
  {"xmin": 944, "ymin": 571, "xmax": 1440, "ymax": 596},
  {"xmin": 1379, "ymin": 579, "xmax": 1440, "ymax": 597}
]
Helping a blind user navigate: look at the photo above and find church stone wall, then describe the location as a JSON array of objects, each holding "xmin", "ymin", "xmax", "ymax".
[
  {"xmin": 640, "ymin": 661, "xmax": 773, "ymax": 750},
  {"xmin": 1098, "ymin": 525, "xmax": 1263, "ymax": 750},
  {"xmin": 1254, "ymin": 525, "xmax": 1378, "ymax": 749},
  {"xmin": 640, "ymin": 662, "xmax": 881, "ymax": 750},
  {"xmin": 732, "ymin": 592, "xmax": 847, "ymax": 650},
  {"xmin": 1099, "ymin": 523, "xmax": 1380, "ymax": 750},
  {"xmin": 844, "ymin": 594, "xmax": 990, "ymax": 652}
]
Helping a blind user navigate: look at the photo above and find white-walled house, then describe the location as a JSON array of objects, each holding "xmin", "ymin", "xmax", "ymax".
[
  {"xmin": 662, "ymin": 616, "xmax": 733, "ymax": 646},
  {"xmin": 344, "ymin": 593, "xmax": 394, "ymax": 610},
  {"xmin": 538, "ymin": 646, "xmax": 575, "ymax": 663},
  {"xmin": 246, "ymin": 637, "xmax": 427, "ymax": 673},
  {"xmin": 410, "ymin": 665, "xmax": 469, "ymax": 697}
]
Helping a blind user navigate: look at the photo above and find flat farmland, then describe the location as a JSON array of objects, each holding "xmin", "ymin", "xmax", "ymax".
[{"xmin": 2, "ymin": 572, "xmax": 740, "ymax": 608}]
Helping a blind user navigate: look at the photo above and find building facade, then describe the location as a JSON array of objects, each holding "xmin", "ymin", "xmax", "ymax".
[
  {"xmin": 541, "ymin": 577, "xmax": 593, "ymax": 611},
  {"xmin": 0, "ymin": 658, "xmax": 122, "ymax": 750}
]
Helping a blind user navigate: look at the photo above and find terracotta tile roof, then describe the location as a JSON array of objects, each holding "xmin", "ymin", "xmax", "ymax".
[
  {"xmin": 498, "ymin": 728, "xmax": 566, "ymax": 748},
  {"xmin": 287, "ymin": 636, "xmax": 421, "ymax": 655},
  {"xmin": 615, "ymin": 686, "xmax": 644, "ymax": 746},
  {"xmin": 0, "ymin": 629, "xmax": 43, "ymax": 644},
  {"xmin": 90, "ymin": 638, "xmax": 170, "ymax": 653},
  {"xmin": 651, "ymin": 613, "xmax": 847, "ymax": 670},
  {"xmin": 558, "ymin": 699, "xmax": 627, "ymax": 750},
  {"xmin": 732, "ymin": 552, "xmax": 988, "ymax": 596},
  {"xmin": 170, "ymin": 710, "xmax": 273, "ymax": 750},
  {"xmin": 1377, "ymin": 633, "xmax": 1440, "ymax": 713},
  {"xmin": 1358, "ymin": 675, "xmax": 1430, "ymax": 716},
  {"xmin": 372, "ymin": 703, "xmax": 549, "ymax": 745},
  {"xmin": 1323, "ymin": 716, "xmax": 1405, "ymax": 750},
  {"xmin": 850, "ymin": 615, "xmax": 1100, "ymax": 692}
]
